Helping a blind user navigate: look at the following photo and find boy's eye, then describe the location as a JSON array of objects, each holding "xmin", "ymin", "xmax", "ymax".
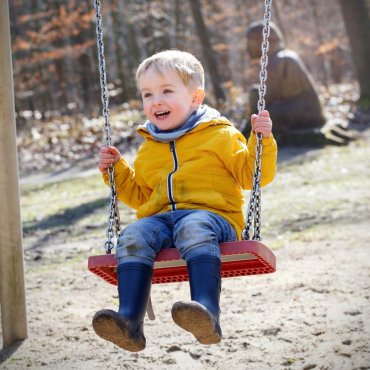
[
  {"xmin": 143, "ymin": 93, "xmax": 152, "ymax": 98},
  {"xmin": 163, "ymin": 89, "xmax": 173, "ymax": 94}
]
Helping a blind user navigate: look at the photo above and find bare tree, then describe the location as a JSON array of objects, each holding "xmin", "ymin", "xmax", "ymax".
[
  {"xmin": 338, "ymin": 0, "xmax": 370, "ymax": 108},
  {"xmin": 9, "ymin": 0, "xmax": 366, "ymax": 119},
  {"xmin": 188, "ymin": 0, "xmax": 226, "ymax": 103}
]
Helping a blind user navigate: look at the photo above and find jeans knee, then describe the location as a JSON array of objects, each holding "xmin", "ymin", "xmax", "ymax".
[
  {"xmin": 173, "ymin": 211, "xmax": 236, "ymax": 260},
  {"xmin": 117, "ymin": 222, "xmax": 155, "ymax": 262},
  {"xmin": 175, "ymin": 223, "xmax": 219, "ymax": 259}
]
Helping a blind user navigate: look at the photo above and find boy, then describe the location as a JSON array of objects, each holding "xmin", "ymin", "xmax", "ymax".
[{"xmin": 93, "ymin": 50, "xmax": 277, "ymax": 352}]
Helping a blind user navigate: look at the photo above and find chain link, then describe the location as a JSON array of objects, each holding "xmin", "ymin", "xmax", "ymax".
[
  {"xmin": 243, "ymin": 0, "xmax": 272, "ymax": 241},
  {"xmin": 94, "ymin": 0, "xmax": 121, "ymax": 253}
]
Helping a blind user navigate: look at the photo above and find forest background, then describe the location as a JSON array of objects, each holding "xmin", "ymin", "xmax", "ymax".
[{"xmin": 9, "ymin": 0, "xmax": 370, "ymax": 175}]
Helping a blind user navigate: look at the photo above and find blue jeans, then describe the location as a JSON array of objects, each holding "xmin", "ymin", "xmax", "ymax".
[{"xmin": 116, "ymin": 210, "xmax": 237, "ymax": 267}]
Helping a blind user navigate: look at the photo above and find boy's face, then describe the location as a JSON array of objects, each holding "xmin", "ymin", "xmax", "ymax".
[{"xmin": 138, "ymin": 67, "xmax": 204, "ymax": 131}]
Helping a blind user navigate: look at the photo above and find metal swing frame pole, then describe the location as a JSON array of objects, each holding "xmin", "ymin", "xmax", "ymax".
[{"xmin": 0, "ymin": 0, "xmax": 28, "ymax": 348}]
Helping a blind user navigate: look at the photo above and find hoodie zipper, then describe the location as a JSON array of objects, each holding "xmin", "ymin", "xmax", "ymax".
[{"xmin": 168, "ymin": 141, "xmax": 178, "ymax": 210}]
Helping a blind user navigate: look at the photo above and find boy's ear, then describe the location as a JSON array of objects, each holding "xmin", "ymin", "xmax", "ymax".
[{"xmin": 191, "ymin": 88, "xmax": 205, "ymax": 108}]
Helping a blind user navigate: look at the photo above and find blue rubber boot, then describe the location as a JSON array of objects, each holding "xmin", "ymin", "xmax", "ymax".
[
  {"xmin": 92, "ymin": 262, "xmax": 153, "ymax": 352},
  {"xmin": 171, "ymin": 255, "xmax": 222, "ymax": 344}
]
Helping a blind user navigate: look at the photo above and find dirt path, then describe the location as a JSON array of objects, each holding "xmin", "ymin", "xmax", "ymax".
[{"xmin": 1, "ymin": 130, "xmax": 370, "ymax": 370}]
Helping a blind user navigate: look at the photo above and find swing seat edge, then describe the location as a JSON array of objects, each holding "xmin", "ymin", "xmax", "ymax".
[{"xmin": 88, "ymin": 240, "xmax": 276, "ymax": 285}]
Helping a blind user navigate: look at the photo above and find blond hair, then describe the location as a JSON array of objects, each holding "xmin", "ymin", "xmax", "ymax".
[{"xmin": 136, "ymin": 50, "xmax": 205, "ymax": 89}]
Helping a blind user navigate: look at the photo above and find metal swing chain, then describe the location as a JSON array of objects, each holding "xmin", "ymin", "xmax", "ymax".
[
  {"xmin": 242, "ymin": 0, "xmax": 272, "ymax": 241},
  {"xmin": 94, "ymin": 0, "xmax": 122, "ymax": 253}
]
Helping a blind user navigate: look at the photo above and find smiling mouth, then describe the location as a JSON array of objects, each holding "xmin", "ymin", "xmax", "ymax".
[{"xmin": 155, "ymin": 110, "xmax": 170, "ymax": 119}]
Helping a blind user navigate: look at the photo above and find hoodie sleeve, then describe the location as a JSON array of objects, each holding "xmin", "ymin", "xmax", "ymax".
[
  {"xmin": 102, "ymin": 157, "xmax": 151, "ymax": 209},
  {"xmin": 221, "ymin": 128, "xmax": 277, "ymax": 190}
]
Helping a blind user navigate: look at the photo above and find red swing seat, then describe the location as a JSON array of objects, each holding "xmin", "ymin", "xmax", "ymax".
[{"xmin": 88, "ymin": 240, "xmax": 276, "ymax": 285}]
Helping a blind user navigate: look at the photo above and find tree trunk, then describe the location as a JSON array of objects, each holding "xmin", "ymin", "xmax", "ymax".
[
  {"xmin": 111, "ymin": 0, "xmax": 130, "ymax": 102},
  {"xmin": 338, "ymin": 0, "xmax": 370, "ymax": 108},
  {"xmin": 125, "ymin": 0, "xmax": 143, "ymax": 67},
  {"xmin": 73, "ymin": 1, "xmax": 100, "ymax": 114},
  {"xmin": 272, "ymin": 0, "xmax": 287, "ymax": 43},
  {"xmin": 188, "ymin": 0, "xmax": 226, "ymax": 104},
  {"xmin": 174, "ymin": 0, "xmax": 184, "ymax": 48},
  {"xmin": 309, "ymin": 0, "xmax": 330, "ymax": 86}
]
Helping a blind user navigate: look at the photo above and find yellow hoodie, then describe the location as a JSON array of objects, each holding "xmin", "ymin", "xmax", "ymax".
[{"xmin": 104, "ymin": 117, "xmax": 277, "ymax": 239}]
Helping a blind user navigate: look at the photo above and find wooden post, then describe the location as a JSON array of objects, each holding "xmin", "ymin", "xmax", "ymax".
[{"xmin": 0, "ymin": 0, "xmax": 28, "ymax": 348}]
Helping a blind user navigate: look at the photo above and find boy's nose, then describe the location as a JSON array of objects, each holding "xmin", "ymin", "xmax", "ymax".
[{"xmin": 152, "ymin": 96, "xmax": 164, "ymax": 106}]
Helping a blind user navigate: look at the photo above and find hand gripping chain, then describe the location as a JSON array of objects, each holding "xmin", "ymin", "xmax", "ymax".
[
  {"xmin": 94, "ymin": 0, "xmax": 121, "ymax": 253},
  {"xmin": 243, "ymin": 0, "xmax": 272, "ymax": 241}
]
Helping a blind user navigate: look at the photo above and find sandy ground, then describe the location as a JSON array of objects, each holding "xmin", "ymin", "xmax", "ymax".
[{"xmin": 1, "ymin": 128, "xmax": 370, "ymax": 370}]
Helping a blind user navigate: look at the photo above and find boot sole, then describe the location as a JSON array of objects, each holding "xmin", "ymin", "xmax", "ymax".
[
  {"xmin": 92, "ymin": 309, "xmax": 145, "ymax": 352},
  {"xmin": 171, "ymin": 301, "xmax": 222, "ymax": 344}
]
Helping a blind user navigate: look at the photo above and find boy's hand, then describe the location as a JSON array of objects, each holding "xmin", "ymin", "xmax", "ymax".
[
  {"xmin": 251, "ymin": 110, "xmax": 272, "ymax": 138},
  {"xmin": 98, "ymin": 146, "xmax": 121, "ymax": 174}
]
